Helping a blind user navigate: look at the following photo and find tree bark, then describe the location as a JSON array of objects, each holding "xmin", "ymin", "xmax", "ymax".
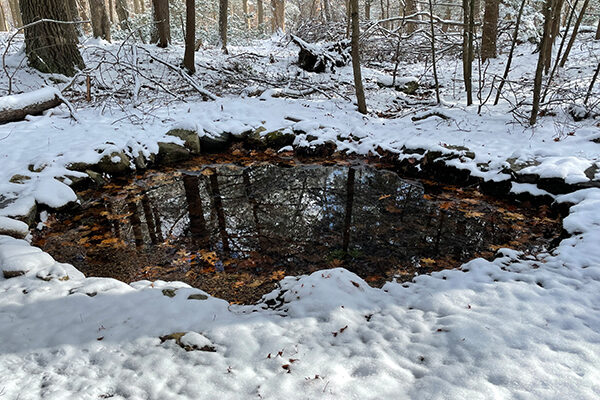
[
  {"xmin": 19, "ymin": 0, "xmax": 85, "ymax": 76},
  {"xmin": 257, "ymin": 0, "xmax": 264, "ymax": 28},
  {"xmin": 404, "ymin": 0, "xmax": 417, "ymax": 33},
  {"xmin": 0, "ymin": 4, "xmax": 7, "ymax": 31},
  {"xmin": 9, "ymin": 0, "xmax": 22, "ymax": 27},
  {"xmin": 151, "ymin": 0, "xmax": 170, "ymax": 47},
  {"xmin": 115, "ymin": 0, "xmax": 130, "ymax": 29},
  {"xmin": 350, "ymin": 0, "xmax": 367, "ymax": 113},
  {"xmin": 183, "ymin": 0, "xmax": 195, "ymax": 73},
  {"xmin": 481, "ymin": 0, "xmax": 498, "ymax": 62},
  {"xmin": 530, "ymin": 0, "xmax": 553, "ymax": 125},
  {"xmin": 218, "ymin": 0, "xmax": 228, "ymax": 52},
  {"xmin": 596, "ymin": 17, "xmax": 600, "ymax": 40},
  {"xmin": 270, "ymin": 0, "xmax": 284, "ymax": 32},
  {"xmin": 242, "ymin": 0, "xmax": 249, "ymax": 28},
  {"xmin": 463, "ymin": 0, "xmax": 474, "ymax": 105},
  {"xmin": 428, "ymin": 0, "xmax": 440, "ymax": 103},
  {"xmin": 364, "ymin": 0, "xmax": 370, "ymax": 20},
  {"xmin": 89, "ymin": 0, "xmax": 111, "ymax": 41}
]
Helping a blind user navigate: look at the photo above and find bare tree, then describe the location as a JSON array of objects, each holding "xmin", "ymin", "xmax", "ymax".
[
  {"xmin": 559, "ymin": 0, "xmax": 590, "ymax": 68},
  {"xmin": 481, "ymin": 0, "xmax": 498, "ymax": 62},
  {"xmin": 218, "ymin": 0, "xmax": 228, "ymax": 53},
  {"xmin": 530, "ymin": 0, "xmax": 553, "ymax": 125},
  {"xmin": 350, "ymin": 0, "xmax": 367, "ymax": 113},
  {"xmin": 114, "ymin": 0, "xmax": 130, "ymax": 29},
  {"xmin": 428, "ymin": 0, "xmax": 440, "ymax": 103},
  {"xmin": 404, "ymin": 0, "xmax": 418, "ymax": 33},
  {"xmin": 494, "ymin": 0, "xmax": 526, "ymax": 105},
  {"xmin": 257, "ymin": 0, "xmax": 264, "ymax": 28},
  {"xmin": 183, "ymin": 0, "xmax": 195, "ymax": 73},
  {"xmin": 89, "ymin": 0, "xmax": 111, "ymax": 41},
  {"xmin": 463, "ymin": 0, "xmax": 474, "ymax": 105},
  {"xmin": 595, "ymin": 17, "xmax": 600, "ymax": 40},
  {"xmin": 19, "ymin": 0, "xmax": 85, "ymax": 76},
  {"xmin": 151, "ymin": 0, "xmax": 170, "ymax": 47}
]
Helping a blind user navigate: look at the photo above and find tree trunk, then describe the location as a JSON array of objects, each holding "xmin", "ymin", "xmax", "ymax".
[
  {"xmin": 115, "ymin": 0, "xmax": 130, "ymax": 29},
  {"xmin": 342, "ymin": 167, "xmax": 355, "ymax": 253},
  {"xmin": 350, "ymin": 0, "xmax": 367, "ymax": 113},
  {"xmin": 9, "ymin": 0, "xmax": 22, "ymax": 27},
  {"xmin": 544, "ymin": 0, "xmax": 563, "ymax": 73},
  {"xmin": 89, "ymin": 0, "xmax": 111, "ymax": 41},
  {"xmin": 323, "ymin": 0, "xmax": 331, "ymax": 21},
  {"xmin": 530, "ymin": 0, "xmax": 553, "ymax": 125},
  {"xmin": 66, "ymin": 0, "xmax": 83, "ymax": 36},
  {"xmin": 442, "ymin": 6, "xmax": 451, "ymax": 32},
  {"xmin": 364, "ymin": 0, "xmax": 370, "ymax": 20},
  {"xmin": 257, "ymin": 0, "xmax": 264, "ymax": 28},
  {"xmin": 463, "ymin": 0, "xmax": 474, "ymax": 105},
  {"xmin": 107, "ymin": 0, "xmax": 114, "ymax": 22},
  {"xmin": 596, "ymin": 17, "xmax": 600, "ymax": 40},
  {"xmin": 183, "ymin": 0, "xmax": 195, "ymax": 73},
  {"xmin": 19, "ymin": 0, "xmax": 85, "ymax": 76},
  {"xmin": 218, "ymin": 0, "xmax": 228, "ymax": 52},
  {"xmin": 133, "ymin": 0, "xmax": 140, "ymax": 13},
  {"xmin": 0, "ymin": 4, "xmax": 7, "ymax": 31},
  {"xmin": 151, "ymin": 0, "xmax": 170, "ymax": 47},
  {"xmin": 428, "ymin": 0, "xmax": 440, "ymax": 103},
  {"xmin": 270, "ymin": 0, "xmax": 284, "ymax": 32},
  {"xmin": 481, "ymin": 0, "xmax": 498, "ymax": 62},
  {"xmin": 242, "ymin": 0, "xmax": 249, "ymax": 28},
  {"xmin": 559, "ymin": 0, "xmax": 590, "ymax": 68},
  {"xmin": 404, "ymin": 0, "xmax": 417, "ymax": 34}
]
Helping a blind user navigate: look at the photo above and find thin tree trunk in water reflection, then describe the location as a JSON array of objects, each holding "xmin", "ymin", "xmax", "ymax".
[
  {"xmin": 127, "ymin": 200, "xmax": 144, "ymax": 249},
  {"xmin": 141, "ymin": 194, "xmax": 158, "ymax": 244},
  {"xmin": 105, "ymin": 200, "xmax": 121, "ymax": 239},
  {"xmin": 151, "ymin": 205, "xmax": 164, "ymax": 242},
  {"xmin": 433, "ymin": 210, "xmax": 446, "ymax": 255},
  {"xmin": 209, "ymin": 171, "xmax": 230, "ymax": 253},
  {"xmin": 183, "ymin": 174, "xmax": 208, "ymax": 245},
  {"xmin": 242, "ymin": 170, "xmax": 266, "ymax": 252},
  {"xmin": 343, "ymin": 167, "xmax": 356, "ymax": 253}
]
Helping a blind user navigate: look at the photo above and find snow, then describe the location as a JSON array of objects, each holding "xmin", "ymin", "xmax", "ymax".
[
  {"xmin": 0, "ymin": 216, "xmax": 29, "ymax": 238},
  {"xmin": 0, "ymin": 33, "xmax": 599, "ymax": 399},
  {"xmin": 0, "ymin": 87, "xmax": 60, "ymax": 112}
]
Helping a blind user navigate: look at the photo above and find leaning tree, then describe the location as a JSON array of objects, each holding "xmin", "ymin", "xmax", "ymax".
[{"xmin": 19, "ymin": 0, "xmax": 85, "ymax": 76}]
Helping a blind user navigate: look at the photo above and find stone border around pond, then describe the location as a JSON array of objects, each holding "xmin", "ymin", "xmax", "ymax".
[{"xmin": 1, "ymin": 125, "xmax": 597, "ymax": 240}]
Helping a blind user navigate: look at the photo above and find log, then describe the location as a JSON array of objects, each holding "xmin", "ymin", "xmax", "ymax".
[
  {"xmin": 291, "ymin": 35, "xmax": 350, "ymax": 73},
  {"xmin": 0, "ymin": 87, "xmax": 63, "ymax": 124}
]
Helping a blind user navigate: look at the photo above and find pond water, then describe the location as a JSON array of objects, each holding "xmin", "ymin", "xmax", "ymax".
[{"xmin": 35, "ymin": 154, "xmax": 561, "ymax": 303}]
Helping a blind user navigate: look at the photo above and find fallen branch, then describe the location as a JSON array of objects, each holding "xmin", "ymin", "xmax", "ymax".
[
  {"xmin": 0, "ymin": 87, "xmax": 63, "ymax": 124},
  {"xmin": 411, "ymin": 110, "xmax": 452, "ymax": 121}
]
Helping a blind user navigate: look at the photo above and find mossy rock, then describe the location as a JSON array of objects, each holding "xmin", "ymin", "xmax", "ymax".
[
  {"xmin": 9, "ymin": 174, "xmax": 31, "ymax": 184},
  {"xmin": 85, "ymin": 170, "xmax": 106, "ymax": 186},
  {"xmin": 156, "ymin": 143, "xmax": 191, "ymax": 165},
  {"xmin": 166, "ymin": 129, "xmax": 200, "ymax": 154},
  {"xmin": 398, "ymin": 80, "xmax": 419, "ymax": 95},
  {"xmin": 265, "ymin": 130, "xmax": 295, "ymax": 149},
  {"xmin": 97, "ymin": 151, "xmax": 131, "ymax": 176}
]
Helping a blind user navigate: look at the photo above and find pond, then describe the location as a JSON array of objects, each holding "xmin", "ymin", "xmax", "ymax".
[{"xmin": 34, "ymin": 152, "xmax": 561, "ymax": 303}]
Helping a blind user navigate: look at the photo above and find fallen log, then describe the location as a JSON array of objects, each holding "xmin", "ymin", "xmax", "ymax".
[
  {"xmin": 291, "ymin": 35, "xmax": 350, "ymax": 73},
  {"xmin": 0, "ymin": 87, "xmax": 63, "ymax": 124}
]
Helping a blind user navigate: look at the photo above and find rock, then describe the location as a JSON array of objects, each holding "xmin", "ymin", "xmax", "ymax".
[
  {"xmin": 187, "ymin": 293, "xmax": 208, "ymax": 300},
  {"xmin": 0, "ymin": 216, "xmax": 29, "ymax": 239},
  {"xmin": 162, "ymin": 288, "xmax": 177, "ymax": 297},
  {"xmin": 134, "ymin": 152, "xmax": 155, "ymax": 170},
  {"xmin": 398, "ymin": 80, "xmax": 419, "ymax": 95},
  {"xmin": 156, "ymin": 142, "xmax": 191, "ymax": 165},
  {"xmin": 166, "ymin": 129, "xmax": 201, "ymax": 154},
  {"xmin": 199, "ymin": 131, "xmax": 231, "ymax": 153},
  {"xmin": 2, "ymin": 270, "xmax": 25, "ymax": 279},
  {"xmin": 265, "ymin": 130, "xmax": 295, "ymax": 149},
  {"xmin": 85, "ymin": 170, "xmax": 106, "ymax": 186},
  {"xmin": 9, "ymin": 174, "xmax": 31, "ymax": 184},
  {"xmin": 159, "ymin": 332, "xmax": 217, "ymax": 352},
  {"xmin": 244, "ymin": 127, "xmax": 267, "ymax": 149},
  {"xmin": 66, "ymin": 161, "xmax": 92, "ymax": 172},
  {"xmin": 28, "ymin": 164, "xmax": 46, "ymax": 173},
  {"xmin": 97, "ymin": 151, "xmax": 131, "ymax": 175}
]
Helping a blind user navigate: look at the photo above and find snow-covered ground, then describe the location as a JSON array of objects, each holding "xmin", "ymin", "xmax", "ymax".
[{"xmin": 1, "ymin": 34, "xmax": 600, "ymax": 398}]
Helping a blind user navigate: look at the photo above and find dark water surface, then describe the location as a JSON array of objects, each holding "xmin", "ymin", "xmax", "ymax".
[{"xmin": 36, "ymin": 155, "xmax": 560, "ymax": 303}]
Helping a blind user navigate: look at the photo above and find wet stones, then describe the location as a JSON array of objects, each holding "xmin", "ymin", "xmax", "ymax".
[
  {"xmin": 199, "ymin": 131, "xmax": 232, "ymax": 153},
  {"xmin": 165, "ymin": 129, "xmax": 201, "ymax": 154}
]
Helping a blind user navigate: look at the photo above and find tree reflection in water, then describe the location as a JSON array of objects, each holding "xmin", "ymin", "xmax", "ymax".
[{"xmin": 36, "ymin": 162, "xmax": 559, "ymax": 302}]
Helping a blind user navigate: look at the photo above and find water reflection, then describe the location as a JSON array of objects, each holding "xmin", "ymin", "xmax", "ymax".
[{"xmin": 37, "ymin": 162, "xmax": 559, "ymax": 302}]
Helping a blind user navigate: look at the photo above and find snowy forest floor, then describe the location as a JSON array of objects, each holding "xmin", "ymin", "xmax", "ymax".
[{"xmin": 0, "ymin": 32, "xmax": 600, "ymax": 399}]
